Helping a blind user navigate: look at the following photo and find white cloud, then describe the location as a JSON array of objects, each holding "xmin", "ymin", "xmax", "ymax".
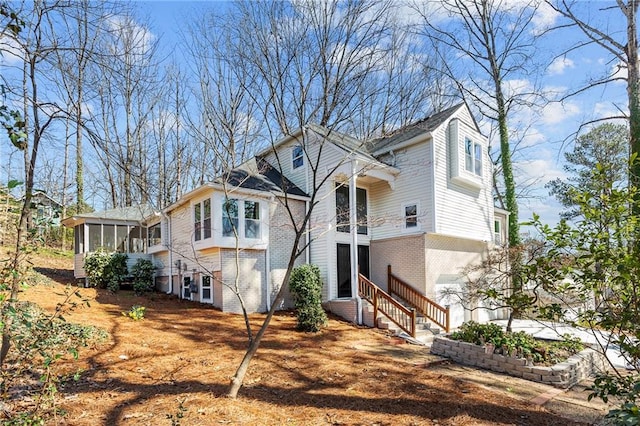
[
  {"xmin": 611, "ymin": 61, "xmax": 627, "ymax": 81},
  {"xmin": 0, "ymin": 35, "xmax": 23, "ymax": 65},
  {"xmin": 531, "ymin": 1, "xmax": 560, "ymax": 35},
  {"xmin": 540, "ymin": 101, "xmax": 581, "ymax": 125},
  {"xmin": 547, "ymin": 57, "xmax": 575, "ymax": 76}
]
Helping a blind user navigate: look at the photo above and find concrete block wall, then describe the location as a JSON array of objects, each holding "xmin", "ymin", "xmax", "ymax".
[{"xmin": 430, "ymin": 336, "xmax": 608, "ymax": 389}]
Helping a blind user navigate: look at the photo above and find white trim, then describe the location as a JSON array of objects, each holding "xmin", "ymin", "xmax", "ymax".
[
  {"xmin": 201, "ymin": 274, "xmax": 213, "ymax": 303},
  {"xmin": 291, "ymin": 145, "xmax": 304, "ymax": 170}
]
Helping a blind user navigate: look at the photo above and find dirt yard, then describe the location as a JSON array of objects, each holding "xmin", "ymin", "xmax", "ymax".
[{"xmin": 10, "ymin": 251, "xmax": 609, "ymax": 425}]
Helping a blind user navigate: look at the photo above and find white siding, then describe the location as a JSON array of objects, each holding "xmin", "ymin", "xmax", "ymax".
[
  {"xmin": 368, "ymin": 141, "xmax": 434, "ymax": 240},
  {"xmin": 433, "ymin": 108, "xmax": 493, "ymax": 241}
]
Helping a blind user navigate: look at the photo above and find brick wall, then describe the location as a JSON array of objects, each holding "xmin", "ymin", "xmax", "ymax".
[
  {"xmin": 430, "ymin": 336, "xmax": 608, "ymax": 389},
  {"xmin": 369, "ymin": 234, "xmax": 426, "ymax": 292},
  {"xmin": 268, "ymin": 198, "xmax": 306, "ymax": 309}
]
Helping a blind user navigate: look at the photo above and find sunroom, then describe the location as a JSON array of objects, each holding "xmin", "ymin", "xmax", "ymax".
[{"xmin": 61, "ymin": 205, "xmax": 154, "ymax": 280}]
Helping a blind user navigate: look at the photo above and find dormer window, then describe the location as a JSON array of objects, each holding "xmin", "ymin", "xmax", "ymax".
[
  {"xmin": 292, "ymin": 145, "xmax": 304, "ymax": 169},
  {"xmin": 465, "ymin": 138, "xmax": 482, "ymax": 176}
]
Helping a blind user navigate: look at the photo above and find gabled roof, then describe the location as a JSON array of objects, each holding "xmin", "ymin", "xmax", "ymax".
[
  {"xmin": 62, "ymin": 204, "xmax": 155, "ymax": 227},
  {"xmin": 216, "ymin": 158, "xmax": 307, "ymax": 198},
  {"xmin": 366, "ymin": 103, "xmax": 465, "ymax": 154}
]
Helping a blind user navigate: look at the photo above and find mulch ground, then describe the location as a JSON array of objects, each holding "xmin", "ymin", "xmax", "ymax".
[{"xmin": 10, "ymin": 251, "xmax": 601, "ymax": 425}]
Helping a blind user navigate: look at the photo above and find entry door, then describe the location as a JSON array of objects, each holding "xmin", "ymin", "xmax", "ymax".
[{"xmin": 336, "ymin": 243, "xmax": 370, "ymax": 298}]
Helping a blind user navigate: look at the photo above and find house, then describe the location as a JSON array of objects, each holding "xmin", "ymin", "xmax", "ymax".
[
  {"xmin": 25, "ymin": 190, "xmax": 63, "ymax": 231},
  {"xmin": 63, "ymin": 102, "xmax": 509, "ymax": 331}
]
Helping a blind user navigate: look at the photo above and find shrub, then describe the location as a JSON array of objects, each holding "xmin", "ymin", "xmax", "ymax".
[
  {"xmin": 123, "ymin": 305, "xmax": 146, "ymax": 321},
  {"xmin": 84, "ymin": 250, "xmax": 128, "ymax": 291},
  {"xmin": 131, "ymin": 258, "xmax": 155, "ymax": 295},
  {"xmin": 289, "ymin": 264, "xmax": 327, "ymax": 332}
]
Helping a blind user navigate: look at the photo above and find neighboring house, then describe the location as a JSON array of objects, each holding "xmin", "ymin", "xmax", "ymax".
[
  {"xmin": 63, "ymin": 102, "xmax": 509, "ymax": 330},
  {"xmin": 25, "ymin": 191, "xmax": 63, "ymax": 231}
]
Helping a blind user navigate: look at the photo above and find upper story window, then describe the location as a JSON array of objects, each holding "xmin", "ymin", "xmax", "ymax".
[
  {"xmin": 465, "ymin": 138, "xmax": 482, "ymax": 176},
  {"xmin": 292, "ymin": 145, "xmax": 304, "ymax": 169},
  {"xmin": 148, "ymin": 222, "xmax": 162, "ymax": 247},
  {"xmin": 194, "ymin": 198, "xmax": 212, "ymax": 241},
  {"xmin": 222, "ymin": 198, "xmax": 262, "ymax": 239},
  {"xmin": 244, "ymin": 200, "xmax": 261, "ymax": 239},
  {"xmin": 222, "ymin": 199, "xmax": 239, "ymax": 237},
  {"xmin": 335, "ymin": 184, "xmax": 367, "ymax": 235},
  {"xmin": 404, "ymin": 203, "xmax": 418, "ymax": 229}
]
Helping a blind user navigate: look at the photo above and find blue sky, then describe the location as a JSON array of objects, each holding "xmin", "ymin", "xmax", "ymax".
[
  {"xmin": 1, "ymin": 1, "xmax": 630, "ymax": 229},
  {"xmin": 132, "ymin": 0, "xmax": 630, "ymax": 231}
]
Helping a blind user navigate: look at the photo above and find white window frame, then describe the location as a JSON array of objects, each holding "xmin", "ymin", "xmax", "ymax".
[
  {"xmin": 465, "ymin": 138, "xmax": 482, "ymax": 177},
  {"xmin": 292, "ymin": 145, "xmax": 304, "ymax": 170},
  {"xmin": 193, "ymin": 197, "xmax": 213, "ymax": 242},
  {"xmin": 201, "ymin": 275, "xmax": 213, "ymax": 303},
  {"xmin": 401, "ymin": 201, "xmax": 421, "ymax": 232},
  {"xmin": 217, "ymin": 195, "xmax": 267, "ymax": 247}
]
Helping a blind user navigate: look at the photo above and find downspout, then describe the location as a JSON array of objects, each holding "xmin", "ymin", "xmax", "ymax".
[
  {"xmin": 349, "ymin": 158, "xmax": 361, "ymax": 325},
  {"xmin": 165, "ymin": 211, "xmax": 173, "ymax": 294},
  {"xmin": 266, "ymin": 194, "xmax": 275, "ymax": 310},
  {"xmin": 303, "ymin": 125, "xmax": 310, "ymax": 265}
]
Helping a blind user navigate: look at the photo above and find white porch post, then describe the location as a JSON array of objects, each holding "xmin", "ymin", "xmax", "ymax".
[{"xmin": 349, "ymin": 158, "xmax": 362, "ymax": 324}]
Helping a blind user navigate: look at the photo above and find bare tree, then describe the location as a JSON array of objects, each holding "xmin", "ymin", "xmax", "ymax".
[
  {"xmin": 546, "ymin": 1, "xmax": 640, "ymax": 194},
  {"xmin": 185, "ymin": 0, "xmax": 450, "ymax": 398},
  {"xmin": 415, "ymin": 0, "xmax": 547, "ymax": 247}
]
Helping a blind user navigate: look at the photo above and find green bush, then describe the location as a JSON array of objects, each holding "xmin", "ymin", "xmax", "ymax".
[
  {"xmin": 83, "ymin": 250, "xmax": 128, "ymax": 291},
  {"xmin": 131, "ymin": 258, "xmax": 155, "ymax": 295},
  {"xmin": 289, "ymin": 264, "xmax": 327, "ymax": 332}
]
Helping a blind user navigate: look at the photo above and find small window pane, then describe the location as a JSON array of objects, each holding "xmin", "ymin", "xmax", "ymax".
[
  {"xmin": 223, "ymin": 199, "xmax": 238, "ymax": 237},
  {"xmin": 194, "ymin": 203, "xmax": 202, "ymax": 241},
  {"xmin": 465, "ymin": 139, "xmax": 473, "ymax": 172},
  {"xmin": 148, "ymin": 223, "xmax": 162, "ymax": 247},
  {"xmin": 292, "ymin": 145, "xmax": 304, "ymax": 169},
  {"xmin": 474, "ymin": 143, "xmax": 482, "ymax": 176},
  {"xmin": 335, "ymin": 184, "xmax": 349, "ymax": 233},
  {"xmin": 244, "ymin": 201, "xmax": 260, "ymax": 239},
  {"xmin": 128, "ymin": 226, "xmax": 145, "ymax": 253},
  {"xmin": 116, "ymin": 225, "xmax": 128, "ymax": 252},
  {"xmin": 203, "ymin": 199, "xmax": 212, "ymax": 239},
  {"xmin": 88, "ymin": 224, "xmax": 101, "ymax": 252},
  {"xmin": 405, "ymin": 204, "xmax": 417, "ymax": 228}
]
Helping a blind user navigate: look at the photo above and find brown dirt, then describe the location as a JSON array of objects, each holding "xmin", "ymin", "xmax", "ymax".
[{"xmin": 10, "ymin": 250, "xmax": 608, "ymax": 425}]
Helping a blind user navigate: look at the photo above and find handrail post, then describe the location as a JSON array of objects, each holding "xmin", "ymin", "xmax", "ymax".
[
  {"xmin": 373, "ymin": 287, "xmax": 378, "ymax": 325},
  {"xmin": 410, "ymin": 308, "xmax": 416, "ymax": 338},
  {"xmin": 445, "ymin": 305, "xmax": 450, "ymax": 333}
]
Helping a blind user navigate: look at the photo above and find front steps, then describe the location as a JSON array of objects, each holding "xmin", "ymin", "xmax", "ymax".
[{"xmin": 362, "ymin": 300, "xmax": 442, "ymax": 346}]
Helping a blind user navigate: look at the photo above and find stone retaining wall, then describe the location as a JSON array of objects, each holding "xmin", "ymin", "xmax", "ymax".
[{"xmin": 430, "ymin": 336, "xmax": 607, "ymax": 388}]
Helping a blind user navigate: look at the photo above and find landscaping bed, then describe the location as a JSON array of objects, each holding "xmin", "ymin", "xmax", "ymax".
[{"xmin": 430, "ymin": 321, "xmax": 608, "ymax": 388}]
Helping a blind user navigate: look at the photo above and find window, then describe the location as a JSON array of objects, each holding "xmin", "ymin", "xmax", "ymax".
[
  {"xmin": 292, "ymin": 145, "xmax": 304, "ymax": 169},
  {"xmin": 222, "ymin": 199, "xmax": 239, "ymax": 237},
  {"xmin": 404, "ymin": 204, "xmax": 418, "ymax": 228},
  {"xmin": 203, "ymin": 199, "xmax": 212, "ymax": 239},
  {"xmin": 74, "ymin": 225, "xmax": 84, "ymax": 254},
  {"xmin": 194, "ymin": 199, "xmax": 212, "ymax": 241},
  {"xmin": 88, "ymin": 224, "xmax": 101, "ymax": 252},
  {"xmin": 128, "ymin": 225, "xmax": 146, "ymax": 253},
  {"xmin": 465, "ymin": 138, "xmax": 482, "ymax": 176},
  {"xmin": 201, "ymin": 275, "xmax": 212, "ymax": 301},
  {"xmin": 494, "ymin": 220, "xmax": 503, "ymax": 245},
  {"xmin": 194, "ymin": 203, "xmax": 201, "ymax": 241},
  {"xmin": 116, "ymin": 225, "xmax": 128, "ymax": 252},
  {"xmin": 335, "ymin": 184, "xmax": 367, "ymax": 235},
  {"xmin": 148, "ymin": 223, "xmax": 162, "ymax": 247},
  {"xmin": 244, "ymin": 200, "xmax": 261, "ymax": 239}
]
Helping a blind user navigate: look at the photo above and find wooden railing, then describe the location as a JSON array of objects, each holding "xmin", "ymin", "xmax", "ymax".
[
  {"xmin": 358, "ymin": 273, "xmax": 416, "ymax": 337},
  {"xmin": 387, "ymin": 265, "xmax": 450, "ymax": 333}
]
